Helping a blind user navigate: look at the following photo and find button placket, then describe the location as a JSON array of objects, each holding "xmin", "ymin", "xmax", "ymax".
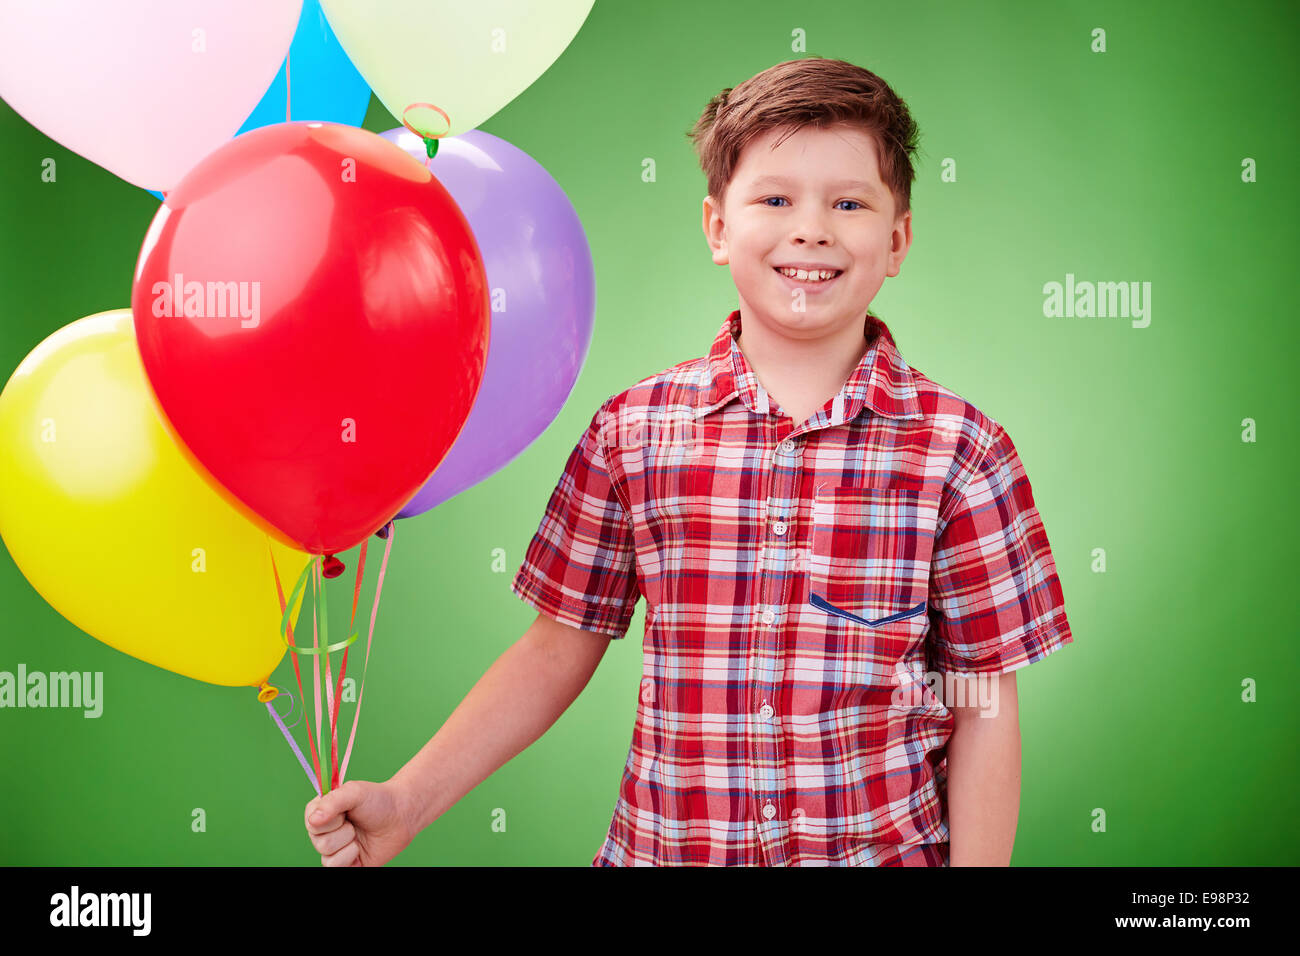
[{"xmin": 750, "ymin": 431, "xmax": 800, "ymax": 866}]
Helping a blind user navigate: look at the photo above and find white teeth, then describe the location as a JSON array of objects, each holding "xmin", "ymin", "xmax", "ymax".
[{"xmin": 777, "ymin": 267, "xmax": 839, "ymax": 281}]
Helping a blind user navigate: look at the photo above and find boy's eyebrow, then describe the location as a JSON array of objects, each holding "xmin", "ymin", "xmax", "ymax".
[{"xmin": 747, "ymin": 174, "xmax": 882, "ymax": 197}]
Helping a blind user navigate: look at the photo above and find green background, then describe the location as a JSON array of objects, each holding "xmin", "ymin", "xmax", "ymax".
[{"xmin": 2, "ymin": 0, "xmax": 1297, "ymax": 866}]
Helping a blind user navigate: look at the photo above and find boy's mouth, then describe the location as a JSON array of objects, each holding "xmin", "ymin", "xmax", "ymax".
[{"xmin": 773, "ymin": 265, "xmax": 844, "ymax": 289}]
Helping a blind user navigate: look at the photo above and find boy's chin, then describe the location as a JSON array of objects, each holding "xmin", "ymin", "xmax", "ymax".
[{"xmin": 742, "ymin": 300, "xmax": 866, "ymax": 336}]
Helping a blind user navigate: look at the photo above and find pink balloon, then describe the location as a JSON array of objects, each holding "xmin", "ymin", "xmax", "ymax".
[{"xmin": 0, "ymin": 0, "xmax": 301, "ymax": 192}]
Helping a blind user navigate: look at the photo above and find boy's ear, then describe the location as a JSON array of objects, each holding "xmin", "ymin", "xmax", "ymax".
[
  {"xmin": 702, "ymin": 195, "xmax": 729, "ymax": 266},
  {"xmin": 885, "ymin": 208, "xmax": 913, "ymax": 278}
]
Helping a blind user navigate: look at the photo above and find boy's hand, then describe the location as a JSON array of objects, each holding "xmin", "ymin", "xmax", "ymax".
[{"xmin": 304, "ymin": 779, "xmax": 416, "ymax": 867}]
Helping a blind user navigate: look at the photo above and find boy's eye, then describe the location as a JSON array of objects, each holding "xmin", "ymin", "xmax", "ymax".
[{"xmin": 761, "ymin": 197, "xmax": 866, "ymax": 211}]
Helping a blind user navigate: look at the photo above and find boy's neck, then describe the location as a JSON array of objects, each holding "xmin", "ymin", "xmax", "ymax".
[{"xmin": 733, "ymin": 305, "xmax": 872, "ymax": 428}]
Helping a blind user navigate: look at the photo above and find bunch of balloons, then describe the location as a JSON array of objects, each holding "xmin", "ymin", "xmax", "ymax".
[{"xmin": 0, "ymin": 0, "xmax": 597, "ymax": 797}]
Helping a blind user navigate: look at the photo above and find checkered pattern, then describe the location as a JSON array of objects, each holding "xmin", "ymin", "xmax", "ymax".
[{"xmin": 511, "ymin": 309, "xmax": 1073, "ymax": 866}]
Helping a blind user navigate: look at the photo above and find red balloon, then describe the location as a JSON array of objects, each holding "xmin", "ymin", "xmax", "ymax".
[{"xmin": 131, "ymin": 122, "xmax": 489, "ymax": 555}]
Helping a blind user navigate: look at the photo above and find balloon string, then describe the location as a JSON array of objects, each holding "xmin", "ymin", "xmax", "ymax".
[
  {"xmin": 266, "ymin": 530, "xmax": 388, "ymax": 792},
  {"xmin": 269, "ymin": 548, "xmax": 325, "ymax": 790},
  {"xmin": 285, "ymin": 47, "xmax": 291, "ymax": 123},
  {"xmin": 266, "ymin": 698, "xmax": 320, "ymax": 795},
  {"xmin": 311, "ymin": 561, "xmax": 326, "ymax": 792},
  {"xmin": 327, "ymin": 537, "xmax": 367, "ymax": 790},
  {"xmin": 318, "ymin": 557, "xmax": 341, "ymax": 792},
  {"xmin": 340, "ymin": 521, "xmax": 395, "ymax": 784},
  {"xmin": 266, "ymin": 546, "xmax": 322, "ymax": 790},
  {"xmin": 350, "ymin": 538, "xmax": 368, "ymax": 625}
]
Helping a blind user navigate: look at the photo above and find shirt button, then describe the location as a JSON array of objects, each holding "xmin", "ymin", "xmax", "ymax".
[
  {"xmin": 762, "ymin": 802, "xmax": 777, "ymax": 820},
  {"xmin": 772, "ymin": 520, "xmax": 787, "ymax": 536},
  {"xmin": 759, "ymin": 703, "xmax": 774, "ymax": 719},
  {"xmin": 761, "ymin": 608, "xmax": 776, "ymax": 625},
  {"xmin": 778, "ymin": 440, "xmax": 795, "ymax": 455}
]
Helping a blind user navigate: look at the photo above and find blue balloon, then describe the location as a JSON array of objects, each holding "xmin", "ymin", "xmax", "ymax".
[{"xmin": 147, "ymin": 1, "xmax": 369, "ymax": 201}]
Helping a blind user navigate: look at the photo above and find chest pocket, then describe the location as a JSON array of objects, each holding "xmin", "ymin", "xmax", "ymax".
[{"xmin": 808, "ymin": 485, "xmax": 937, "ymax": 630}]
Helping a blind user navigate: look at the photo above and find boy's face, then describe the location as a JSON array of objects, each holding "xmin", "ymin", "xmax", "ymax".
[{"xmin": 702, "ymin": 123, "xmax": 912, "ymax": 343}]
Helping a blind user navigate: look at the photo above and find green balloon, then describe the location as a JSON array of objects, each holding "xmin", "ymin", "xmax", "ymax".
[{"xmin": 318, "ymin": 0, "xmax": 595, "ymax": 137}]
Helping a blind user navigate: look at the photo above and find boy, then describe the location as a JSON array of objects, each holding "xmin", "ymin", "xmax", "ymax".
[{"xmin": 305, "ymin": 56, "xmax": 1073, "ymax": 867}]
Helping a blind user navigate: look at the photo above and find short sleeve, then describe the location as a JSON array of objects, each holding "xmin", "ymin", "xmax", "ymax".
[
  {"xmin": 927, "ymin": 422, "xmax": 1073, "ymax": 674},
  {"xmin": 510, "ymin": 398, "xmax": 641, "ymax": 638}
]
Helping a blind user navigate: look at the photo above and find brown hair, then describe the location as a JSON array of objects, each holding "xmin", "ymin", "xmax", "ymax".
[
  {"xmin": 688, "ymin": 57, "xmax": 920, "ymax": 344},
  {"xmin": 688, "ymin": 56, "xmax": 921, "ymax": 219}
]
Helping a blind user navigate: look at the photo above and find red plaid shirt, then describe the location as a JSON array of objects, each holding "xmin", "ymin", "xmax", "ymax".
[{"xmin": 511, "ymin": 309, "xmax": 1074, "ymax": 866}]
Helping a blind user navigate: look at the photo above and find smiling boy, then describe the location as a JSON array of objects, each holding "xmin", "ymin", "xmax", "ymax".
[{"xmin": 305, "ymin": 56, "xmax": 1073, "ymax": 868}]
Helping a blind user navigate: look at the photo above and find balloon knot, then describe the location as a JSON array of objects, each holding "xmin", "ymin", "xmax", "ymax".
[
  {"xmin": 322, "ymin": 554, "xmax": 346, "ymax": 578},
  {"xmin": 400, "ymin": 102, "xmax": 450, "ymax": 154},
  {"xmin": 257, "ymin": 682, "xmax": 279, "ymax": 703},
  {"xmin": 375, "ymin": 522, "xmax": 392, "ymax": 540}
]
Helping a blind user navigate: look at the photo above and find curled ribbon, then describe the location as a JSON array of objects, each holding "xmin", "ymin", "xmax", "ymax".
[
  {"xmin": 278, "ymin": 559, "xmax": 359, "ymax": 656},
  {"xmin": 264, "ymin": 520, "xmax": 395, "ymax": 795},
  {"xmin": 261, "ymin": 682, "xmax": 320, "ymax": 795},
  {"xmin": 401, "ymin": 102, "xmax": 450, "ymax": 166}
]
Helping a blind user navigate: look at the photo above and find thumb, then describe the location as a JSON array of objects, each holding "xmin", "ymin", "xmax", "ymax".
[{"xmin": 305, "ymin": 781, "xmax": 367, "ymax": 830}]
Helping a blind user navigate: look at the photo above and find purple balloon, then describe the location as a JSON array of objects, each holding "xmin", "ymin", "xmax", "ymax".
[{"xmin": 379, "ymin": 128, "xmax": 595, "ymax": 519}]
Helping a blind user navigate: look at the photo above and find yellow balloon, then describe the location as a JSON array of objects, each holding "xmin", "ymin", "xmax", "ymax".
[{"xmin": 0, "ymin": 310, "xmax": 311, "ymax": 688}]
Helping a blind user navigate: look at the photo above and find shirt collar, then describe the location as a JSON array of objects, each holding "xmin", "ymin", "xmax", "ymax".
[{"xmin": 694, "ymin": 309, "xmax": 923, "ymax": 423}]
